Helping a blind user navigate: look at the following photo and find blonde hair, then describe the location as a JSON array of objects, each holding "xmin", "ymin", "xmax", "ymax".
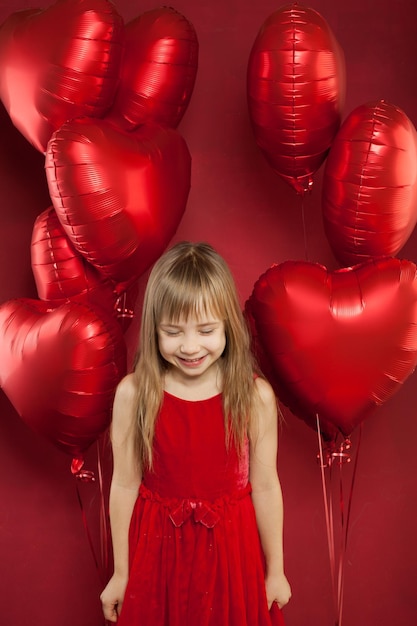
[{"xmin": 132, "ymin": 241, "xmax": 258, "ymax": 468}]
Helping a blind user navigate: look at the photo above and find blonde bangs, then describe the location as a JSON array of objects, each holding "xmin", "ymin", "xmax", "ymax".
[{"xmin": 152, "ymin": 264, "xmax": 228, "ymax": 325}]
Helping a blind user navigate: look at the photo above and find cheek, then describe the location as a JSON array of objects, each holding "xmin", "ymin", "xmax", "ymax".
[
  {"xmin": 157, "ymin": 335, "xmax": 169, "ymax": 355},
  {"xmin": 218, "ymin": 333, "xmax": 227, "ymax": 354},
  {"xmin": 159, "ymin": 334, "xmax": 181, "ymax": 356}
]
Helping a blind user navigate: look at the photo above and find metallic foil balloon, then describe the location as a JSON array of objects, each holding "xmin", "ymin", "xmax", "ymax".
[
  {"xmin": 45, "ymin": 118, "xmax": 191, "ymax": 289},
  {"xmin": 245, "ymin": 296, "xmax": 339, "ymax": 440},
  {"xmin": 31, "ymin": 206, "xmax": 116, "ymax": 312},
  {"xmin": 247, "ymin": 257, "xmax": 417, "ymax": 437},
  {"xmin": 245, "ymin": 295, "xmax": 338, "ymax": 441},
  {"xmin": 322, "ymin": 100, "xmax": 417, "ymax": 266},
  {"xmin": 0, "ymin": 0, "xmax": 124, "ymax": 152},
  {"xmin": 107, "ymin": 6, "xmax": 199, "ymax": 131},
  {"xmin": 0, "ymin": 298, "xmax": 127, "ymax": 457},
  {"xmin": 247, "ymin": 3, "xmax": 345, "ymax": 194}
]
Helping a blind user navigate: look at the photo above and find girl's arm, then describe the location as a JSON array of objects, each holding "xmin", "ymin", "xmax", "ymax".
[
  {"xmin": 249, "ymin": 377, "xmax": 292, "ymax": 610},
  {"xmin": 100, "ymin": 374, "xmax": 142, "ymax": 623}
]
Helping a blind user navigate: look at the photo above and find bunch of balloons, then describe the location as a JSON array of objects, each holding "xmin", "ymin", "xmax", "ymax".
[
  {"xmin": 0, "ymin": 0, "xmax": 199, "ymax": 463},
  {"xmin": 246, "ymin": 3, "xmax": 417, "ymax": 441}
]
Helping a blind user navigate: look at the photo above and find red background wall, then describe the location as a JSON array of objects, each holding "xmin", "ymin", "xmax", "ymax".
[{"xmin": 0, "ymin": 0, "xmax": 416, "ymax": 625}]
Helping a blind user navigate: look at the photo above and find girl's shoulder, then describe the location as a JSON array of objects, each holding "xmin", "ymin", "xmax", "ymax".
[
  {"xmin": 114, "ymin": 372, "xmax": 138, "ymax": 405},
  {"xmin": 111, "ymin": 373, "xmax": 138, "ymax": 441},
  {"xmin": 249, "ymin": 376, "xmax": 278, "ymax": 442},
  {"xmin": 253, "ymin": 375, "xmax": 276, "ymax": 407}
]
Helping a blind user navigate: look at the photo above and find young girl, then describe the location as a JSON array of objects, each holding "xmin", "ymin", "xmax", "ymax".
[{"xmin": 100, "ymin": 241, "xmax": 291, "ymax": 625}]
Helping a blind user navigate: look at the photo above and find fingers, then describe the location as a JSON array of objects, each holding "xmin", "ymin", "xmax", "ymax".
[
  {"xmin": 102, "ymin": 601, "xmax": 120, "ymax": 622},
  {"xmin": 268, "ymin": 599, "xmax": 281, "ymax": 612},
  {"xmin": 265, "ymin": 574, "xmax": 292, "ymax": 611},
  {"xmin": 268, "ymin": 597, "xmax": 291, "ymax": 610}
]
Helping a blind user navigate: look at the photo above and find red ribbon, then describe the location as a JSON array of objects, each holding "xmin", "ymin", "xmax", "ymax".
[
  {"xmin": 71, "ymin": 439, "xmax": 110, "ymax": 588},
  {"xmin": 316, "ymin": 415, "xmax": 362, "ymax": 626},
  {"xmin": 139, "ymin": 482, "xmax": 251, "ymax": 529},
  {"xmin": 168, "ymin": 499, "xmax": 221, "ymax": 528}
]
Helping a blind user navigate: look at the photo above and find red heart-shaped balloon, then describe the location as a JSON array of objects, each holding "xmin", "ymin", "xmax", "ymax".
[
  {"xmin": 247, "ymin": 3, "xmax": 345, "ymax": 194},
  {"xmin": 45, "ymin": 118, "xmax": 191, "ymax": 288},
  {"xmin": 0, "ymin": 298, "xmax": 126, "ymax": 457},
  {"xmin": 322, "ymin": 101, "xmax": 417, "ymax": 266},
  {"xmin": 0, "ymin": 0, "xmax": 124, "ymax": 152},
  {"xmin": 107, "ymin": 6, "xmax": 199, "ymax": 131},
  {"xmin": 248, "ymin": 257, "xmax": 417, "ymax": 437},
  {"xmin": 31, "ymin": 206, "xmax": 116, "ymax": 312}
]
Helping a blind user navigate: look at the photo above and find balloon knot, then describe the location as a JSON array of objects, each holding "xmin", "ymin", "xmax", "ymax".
[
  {"xmin": 71, "ymin": 456, "xmax": 96, "ymax": 482},
  {"xmin": 317, "ymin": 437, "xmax": 352, "ymax": 468}
]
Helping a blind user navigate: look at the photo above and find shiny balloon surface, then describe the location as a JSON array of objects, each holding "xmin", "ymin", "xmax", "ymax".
[
  {"xmin": 0, "ymin": 299, "xmax": 127, "ymax": 457},
  {"xmin": 108, "ymin": 6, "xmax": 199, "ymax": 131},
  {"xmin": 31, "ymin": 207, "xmax": 116, "ymax": 312},
  {"xmin": 45, "ymin": 118, "xmax": 191, "ymax": 289},
  {"xmin": 323, "ymin": 100, "xmax": 417, "ymax": 266},
  {"xmin": 248, "ymin": 257, "xmax": 417, "ymax": 437},
  {"xmin": 247, "ymin": 3, "xmax": 345, "ymax": 193},
  {"xmin": 0, "ymin": 0, "xmax": 123, "ymax": 152}
]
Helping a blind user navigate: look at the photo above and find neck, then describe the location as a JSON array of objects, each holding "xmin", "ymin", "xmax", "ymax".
[{"xmin": 163, "ymin": 364, "xmax": 223, "ymax": 401}]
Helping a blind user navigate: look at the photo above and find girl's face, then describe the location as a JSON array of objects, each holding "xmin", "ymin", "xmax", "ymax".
[{"xmin": 157, "ymin": 313, "xmax": 226, "ymax": 383}]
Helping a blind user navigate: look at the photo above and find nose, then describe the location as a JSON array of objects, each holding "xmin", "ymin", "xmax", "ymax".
[{"xmin": 180, "ymin": 335, "xmax": 200, "ymax": 355}]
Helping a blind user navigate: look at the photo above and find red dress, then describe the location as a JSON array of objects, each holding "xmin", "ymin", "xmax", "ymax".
[{"xmin": 118, "ymin": 391, "xmax": 285, "ymax": 626}]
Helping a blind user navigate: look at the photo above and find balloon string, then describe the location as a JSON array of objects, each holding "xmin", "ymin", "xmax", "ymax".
[
  {"xmin": 336, "ymin": 424, "xmax": 362, "ymax": 626},
  {"xmin": 75, "ymin": 477, "xmax": 104, "ymax": 583},
  {"xmin": 316, "ymin": 415, "xmax": 337, "ymax": 622},
  {"xmin": 336, "ymin": 457, "xmax": 345, "ymax": 626},
  {"xmin": 300, "ymin": 194, "xmax": 309, "ymax": 262},
  {"xmin": 73, "ymin": 439, "xmax": 110, "ymax": 589},
  {"xmin": 316, "ymin": 415, "xmax": 362, "ymax": 626}
]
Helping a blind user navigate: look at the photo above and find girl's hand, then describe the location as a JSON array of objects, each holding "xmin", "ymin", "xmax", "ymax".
[
  {"xmin": 100, "ymin": 574, "xmax": 128, "ymax": 623},
  {"xmin": 266, "ymin": 572, "xmax": 292, "ymax": 610}
]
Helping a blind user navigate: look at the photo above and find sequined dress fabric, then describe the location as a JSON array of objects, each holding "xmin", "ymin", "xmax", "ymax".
[{"xmin": 118, "ymin": 391, "xmax": 285, "ymax": 626}]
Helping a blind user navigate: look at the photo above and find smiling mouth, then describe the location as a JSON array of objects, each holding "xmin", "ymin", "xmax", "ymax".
[{"xmin": 179, "ymin": 356, "xmax": 206, "ymax": 364}]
